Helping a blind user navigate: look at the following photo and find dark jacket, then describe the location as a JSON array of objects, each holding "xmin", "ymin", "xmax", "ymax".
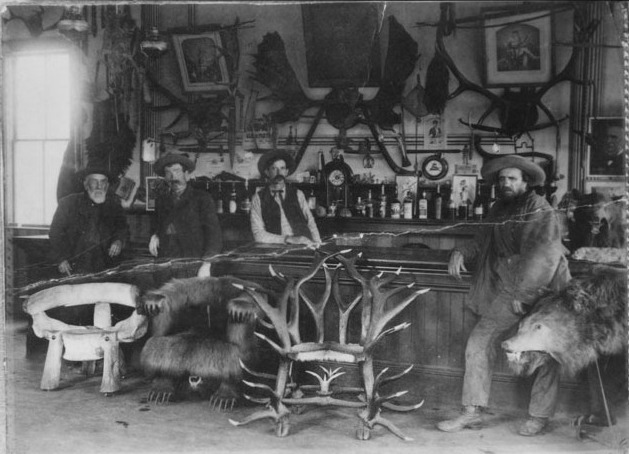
[
  {"xmin": 49, "ymin": 192, "xmax": 129, "ymax": 273},
  {"xmin": 152, "ymin": 185, "xmax": 222, "ymax": 259},
  {"xmin": 259, "ymin": 185, "xmax": 312, "ymax": 240},
  {"xmin": 458, "ymin": 190, "xmax": 571, "ymax": 318}
]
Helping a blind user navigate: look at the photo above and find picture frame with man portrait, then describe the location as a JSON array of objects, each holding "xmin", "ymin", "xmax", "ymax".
[
  {"xmin": 586, "ymin": 117, "xmax": 625, "ymax": 178},
  {"xmin": 172, "ymin": 32, "xmax": 230, "ymax": 92}
]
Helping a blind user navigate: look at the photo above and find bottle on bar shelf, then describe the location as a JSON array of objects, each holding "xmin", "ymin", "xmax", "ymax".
[
  {"xmin": 473, "ymin": 184, "xmax": 484, "ymax": 221},
  {"xmin": 365, "ymin": 190, "xmax": 374, "ymax": 218},
  {"xmin": 378, "ymin": 183, "xmax": 387, "ymax": 218},
  {"xmin": 434, "ymin": 184, "xmax": 442, "ymax": 220},
  {"xmin": 448, "ymin": 196, "xmax": 457, "ymax": 221},
  {"xmin": 240, "ymin": 179, "xmax": 251, "ymax": 214},
  {"xmin": 354, "ymin": 196, "xmax": 365, "ymax": 217},
  {"xmin": 317, "ymin": 150, "xmax": 325, "ymax": 184},
  {"xmin": 489, "ymin": 184, "xmax": 497, "ymax": 209},
  {"xmin": 229, "ymin": 183, "xmax": 238, "ymax": 214},
  {"xmin": 418, "ymin": 190, "xmax": 428, "ymax": 220},
  {"xmin": 308, "ymin": 189, "xmax": 317, "ymax": 212},
  {"xmin": 390, "ymin": 186, "xmax": 401, "ymax": 219},
  {"xmin": 215, "ymin": 181, "xmax": 224, "ymax": 214},
  {"xmin": 403, "ymin": 190, "xmax": 413, "ymax": 219}
]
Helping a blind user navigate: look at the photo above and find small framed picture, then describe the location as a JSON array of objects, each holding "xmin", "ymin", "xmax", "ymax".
[
  {"xmin": 584, "ymin": 180, "xmax": 626, "ymax": 199},
  {"xmin": 483, "ymin": 10, "xmax": 554, "ymax": 87},
  {"xmin": 423, "ymin": 114, "xmax": 446, "ymax": 150},
  {"xmin": 451, "ymin": 174, "xmax": 477, "ymax": 207},
  {"xmin": 145, "ymin": 177, "xmax": 162, "ymax": 211},
  {"xmin": 172, "ymin": 32, "xmax": 230, "ymax": 92},
  {"xmin": 586, "ymin": 117, "xmax": 625, "ymax": 178}
]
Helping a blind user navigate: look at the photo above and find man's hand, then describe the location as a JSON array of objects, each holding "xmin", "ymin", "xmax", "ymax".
[
  {"xmin": 58, "ymin": 260, "xmax": 72, "ymax": 276},
  {"xmin": 149, "ymin": 234, "xmax": 160, "ymax": 257},
  {"xmin": 108, "ymin": 240, "xmax": 122, "ymax": 257},
  {"xmin": 511, "ymin": 299, "xmax": 527, "ymax": 315},
  {"xmin": 448, "ymin": 250, "xmax": 467, "ymax": 280},
  {"xmin": 285, "ymin": 235, "xmax": 314, "ymax": 246}
]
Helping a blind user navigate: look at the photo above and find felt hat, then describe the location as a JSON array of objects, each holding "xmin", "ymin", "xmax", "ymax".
[
  {"xmin": 257, "ymin": 149, "xmax": 296, "ymax": 177},
  {"xmin": 481, "ymin": 155, "xmax": 546, "ymax": 187},
  {"xmin": 76, "ymin": 166, "xmax": 114, "ymax": 182},
  {"xmin": 153, "ymin": 152, "xmax": 196, "ymax": 177}
]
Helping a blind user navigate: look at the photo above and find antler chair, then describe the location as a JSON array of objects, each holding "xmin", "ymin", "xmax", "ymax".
[{"xmin": 23, "ymin": 282, "xmax": 147, "ymax": 395}]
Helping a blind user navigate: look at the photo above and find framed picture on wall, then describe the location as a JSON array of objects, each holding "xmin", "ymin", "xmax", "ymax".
[
  {"xmin": 451, "ymin": 174, "xmax": 477, "ymax": 207},
  {"xmin": 586, "ymin": 117, "xmax": 625, "ymax": 178},
  {"xmin": 584, "ymin": 181, "xmax": 626, "ymax": 199},
  {"xmin": 172, "ymin": 32, "xmax": 230, "ymax": 92},
  {"xmin": 423, "ymin": 114, "xmax": 446, "ymax": 150},
  {"xmin": 483, "ymin": 10, "xmax": 554, "ymax": 87},
  {"xmin": 145, "ymin": 177, "xmax": 162, "ymax": 211}
]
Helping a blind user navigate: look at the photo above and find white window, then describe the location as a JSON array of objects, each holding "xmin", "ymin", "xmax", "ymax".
[{"xmin": 5, "ymin": 49, "xmax": 72, "ymax": 226}]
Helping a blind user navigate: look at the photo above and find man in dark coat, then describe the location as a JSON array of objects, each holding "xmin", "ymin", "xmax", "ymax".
[
  {"xmin": 250, "ymin": 150, "xmax": 320, "ymax": 246},
  {"xmin": 437, "ymin": 155, "xmax": 571, "ymax": 436},
  {"xmin": 149, "ymin": 152, "xmax": 222, "ymax": 262},
  {"xmin": 49, "ymin": 168, "xmax": 128, "ymax": 276}
]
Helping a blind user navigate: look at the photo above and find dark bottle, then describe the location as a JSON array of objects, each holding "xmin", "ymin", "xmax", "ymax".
[
  {"xmin": 378, "ymin": 184, "xmax": 387, "ymax": 218},
  {"xmin": 365, "ymin": 190, "xmax": 374, "ymax": 218},
  {"xmin": 215, "ymin": 181, "xmax": 224, "ymax": 214},
  {"xmin": 228, "ymin": 183, "xmax": 238, "ymax": 214},
  {"xmin": 473, "ymin": 185, "xmax": 484, "ymax": 221},
  {"xmin": 448, "ymin": 197, "xmax": 457, "ymax": 221},
  {"xmin": 403, "ymin": 191, "xmax": 413, "ymax": 219},
  {"xmin": 317, "ymin": 150, "xmax": 325, "ymax": 184},
  {"xmin": 489, "ymin": 184, "xmax": 497, "ymax": 209},
  {"xmin": 434, "ymin": 184, "xmax": 442, "ymax": 220},
  {"xmin": 390, "ymin": 187, "xmax": 401, "ymax": 219},
  {"xmin": 240, "ymin": 179, "xmax": 251, "ymax": 214}
]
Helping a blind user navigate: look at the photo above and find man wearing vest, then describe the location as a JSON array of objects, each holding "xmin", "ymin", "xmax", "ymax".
[{"xmin": 251, "ymin": 150, "xmax": 321, "ymax": 246}]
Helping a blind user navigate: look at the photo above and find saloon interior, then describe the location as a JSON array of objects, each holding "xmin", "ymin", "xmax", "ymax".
[{"xmin": 2, "ymin": 2, "xmax": 627, "ymax": 453}]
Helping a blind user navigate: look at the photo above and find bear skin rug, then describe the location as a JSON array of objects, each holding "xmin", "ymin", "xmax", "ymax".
[
  {"xmin": 502, "ymin": 265, "xmax": 627, "ymax": 377},
  {"xmin": 137, "ymin": 276, "xmax": 264, "ymax": 411}
]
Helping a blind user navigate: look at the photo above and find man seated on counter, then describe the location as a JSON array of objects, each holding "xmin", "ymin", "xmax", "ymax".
[{"xmin": 250, "ymin": 149, "xmax": 321, "ymax": 246}]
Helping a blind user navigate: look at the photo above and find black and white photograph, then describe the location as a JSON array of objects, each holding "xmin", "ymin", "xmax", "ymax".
[{"xmin": 2, "ymin": 3, "xmax": 627, "ymax": 454}]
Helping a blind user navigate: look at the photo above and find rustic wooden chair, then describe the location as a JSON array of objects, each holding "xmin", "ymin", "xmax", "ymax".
[
  {"xmin": 23, "ymin": 282, "xmax": 147, "ymax": 395},
  {"xmin": 229, "ymin": 250, "xmax": 429, "ymax": 440}
]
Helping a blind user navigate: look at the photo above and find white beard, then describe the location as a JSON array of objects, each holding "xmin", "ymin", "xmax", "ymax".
[{"xmin": 88, "ymin": 191, "xmax": 106, "ymax": 204}]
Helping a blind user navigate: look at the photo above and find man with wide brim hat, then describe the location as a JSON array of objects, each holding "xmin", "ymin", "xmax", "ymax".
[
  {"xmin": 250, "ymin": 149, "xmax": 320, "ymax": 246},
  {"xmin": 481, "ymin": 155, "xmax": 546, "ymax": 187},
  {"xmin": 154, "ymin": 152, "xmax": 196, "ymax": 177},
  {"xmin": 437, "ymin": 153, "xmax": 570, "ymax": 437},
  {"xmin": 256, "ymin": 149, "xmax": 296, "ymax": 178}
]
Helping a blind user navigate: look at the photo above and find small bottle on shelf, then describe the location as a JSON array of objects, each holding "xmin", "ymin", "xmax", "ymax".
[
  {"xmin": 215, "ymin": 181, "xmax": 224, "ymax": 214},
  {"xmin": 418, "ymin": 191, "xmax": 428, "ymax": 220},
  {"xmin": 228, "ymin": 183, "xmax": 238, "ymax": 214},
  {"xmin": 403, "ymin": 191, "xmax": 414, "ymax": 219},
  {"xmin": 448, "ymin": 196, "xmax": 457, "ymax": 221},
  {"xmin": 378, "ymin": 184, "xmax": 387, "ymax": 218},
  {"xmin": 308, "ymin": 189, "xmax": 317, "ymax": 211},
  {"xmin": 434, "ymin": 184, "xmax": 442, "ymax": 220},
  {"xmin": 473, "ymin": 184, "xmax": 484, "ymax": 221},
  {"xmin": 317, "ymin": 150, "xmax": 325, "ymax": 184},
  {"xmin": 365, "ymin": 190, "xmax": 374, "ymax": 218},
  {"xmin": 390, "ymin": 187, "xmax": 401, "ymax": 219},
  {"xmin": 354, "ymin": 196, "xmax": 365, "ymax": 217},
  {"xmin": 489, "ymin": 184, "xmax": 497, "ymax": 209}
]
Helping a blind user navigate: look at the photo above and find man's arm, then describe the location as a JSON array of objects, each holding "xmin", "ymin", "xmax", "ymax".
[
  {"xmin": 297, "ymin": 190, "xmax": 321, "ymax": 243},
  {"xmin": 250, "ymin": 192, "xmax": 287, "ymax": 244},
  {"xmin": 199, "ymin": 192, "xmax": 222, "ymax": 257}
]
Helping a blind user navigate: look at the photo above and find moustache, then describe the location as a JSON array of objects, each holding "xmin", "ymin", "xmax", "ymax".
[{"xmin": 270, "ymin": 175, "xmax": 286, "ymax": 184}]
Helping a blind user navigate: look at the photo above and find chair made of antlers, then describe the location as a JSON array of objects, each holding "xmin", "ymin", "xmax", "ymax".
[
  {"xmin": 229, "ymin": 249, "xmax": 430, "ymax": 441},
  {"xmin": 23, "ymin": 283, "xmax": 147, "ymax": 395}
]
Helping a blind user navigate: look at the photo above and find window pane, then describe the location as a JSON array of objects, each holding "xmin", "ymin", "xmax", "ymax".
[
  {"xmin": 15, "ymin": 55, "xmax": 46, "ymax": 139},
  {"xmin": 43, "ymin": 140, "xmax": 68, "ymax": 223},
  {"xmin": 14, "ymin": 141, "xmax": 45, "ymax": 224},
  {"xmin": 45, "ymin": 55, "xmax": 71, "ymax": 139}
]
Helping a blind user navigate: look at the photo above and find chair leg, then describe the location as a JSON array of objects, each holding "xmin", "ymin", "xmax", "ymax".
[
  {"xmin": 40, "ymin": 335, "xmax": 63, "ymax": 390},
  {"xmin": 100, "ymin": 338, "xmax": 121, "ymax": 394}
]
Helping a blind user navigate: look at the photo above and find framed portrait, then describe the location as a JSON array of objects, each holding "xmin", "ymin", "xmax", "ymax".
[
  {"xmin": 145, "ymin": 177, "xmax": 164, "ymax": 211},
  {"xmin": 451, "ymin": 175, "xmax": 477, "ymax": 207},
  {"xmin": 172, "ymin": 32, "xmax": 230, "ymax": 92},
  {"xmin": 483, "ymin": 10, "xmax": 554, "ymax": 87},
  {"xmin": 586, "ymin": 117, "xmax": 625, "ymax": 178},
  {"xmin": 423, "ymin": 114, "xmax": 446, "ymax": 150},
  {"xmin": 584, "ymin": 180, "xmax": 626, "ymax": 199}
]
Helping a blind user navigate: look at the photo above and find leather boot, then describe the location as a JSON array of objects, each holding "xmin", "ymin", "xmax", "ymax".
[
  {"xmin": 518, "ymin": 416, "xmax": 548, "ymax": 436},
  {"xmin": 437, "ymin": 406, "xmax": 483, "ymax": 432}
]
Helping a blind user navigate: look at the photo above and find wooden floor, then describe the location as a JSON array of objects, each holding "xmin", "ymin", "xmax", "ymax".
[{"xmin": 3, "ymin": 322, "xmax": 627, "ymax": 454}]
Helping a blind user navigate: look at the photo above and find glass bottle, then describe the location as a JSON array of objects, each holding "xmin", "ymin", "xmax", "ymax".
[
  {"xmin": 418, "ymin": 191, "xmax": 428, "ymax": 220},
  {"xmin": 378, "ymin": 184, "xmax": 387, "ymax": 218},
  {"xmin": 489, "ymin": 184, "xmax": 497, "ymax": 209},
  {"xmin": 354, "ymin": 196, "xmax": 365, "ymax": 217},
  {"xmin": 473, "ymin": 184, "xmax": 484, "ymax": 221},
  {"xmin": 240, "ymin": 179, "xmax": 251, "ymax": 214},
  {"xmin": 434, "ymin": 184, "xmax": 442, "ymax": 220},
  {"xmin": 228, "ymin": 183, "xmax": 238, "ymax": 214},
  {"xmin": 308, "ymin": 189, "xmax": 317, "ymax": 211},
  {"xmin": 390, "ymin": 187, "xmax": 401, "ymax": 219},
  {"xmin": 403, "ymin": 191, "xmax": 414, "ymax": 220},
  {"xmin": 215, "ymin": 181, "xmax": 224, "ymax": 214},
  {"xmin": 365, "ymin": 190, "xmax": 374, "ymax": 218},
  {"xmin": 448, "ymin": 196, "xmax": 457, "ymax": 221}
]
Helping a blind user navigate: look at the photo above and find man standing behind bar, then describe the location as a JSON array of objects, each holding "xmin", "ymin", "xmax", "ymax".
[
  {"xmin": 149, "ymin": 152, "xmax": 222, "ymax": 263},
  {"xmin": 250, "ymin": 150, "xmax": 321, "ymax": 246},
  {"xmin": 437, "ymin": 156, "xmax": 571, "ymax": 436},
  {"xmin": 50, "ymin": 167, "xmax": 128, "ymax": 276}
]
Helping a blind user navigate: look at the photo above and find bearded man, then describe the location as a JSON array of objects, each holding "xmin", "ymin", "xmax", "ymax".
[
  {"xmin": 49, "ymin": 167, "xmax": 129, "ymax": 276},
  {"xmin": 250, "ymin": 150, "xmax": 320, "ymax": 246},
  {"xmin": 437, "ymin": 155, "xmax": 571, "ymax": 436}
]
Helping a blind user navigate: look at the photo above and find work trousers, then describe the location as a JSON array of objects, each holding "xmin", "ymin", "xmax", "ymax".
[{"xmin": 461, "ymin": 315, "xmax": 561, "ymax": 418}]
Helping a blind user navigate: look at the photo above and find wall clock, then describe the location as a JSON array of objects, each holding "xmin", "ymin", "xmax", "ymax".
[
  {"xmin": 422, "ymin": 154, "xmax": 449, "ymax": 180},
  {"xmin": 324, "ymin": 155, "xmax": 353, "ymax": 208}
]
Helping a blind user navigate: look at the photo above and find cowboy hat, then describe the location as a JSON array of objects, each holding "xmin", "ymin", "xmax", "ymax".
[
  {"xmin": 481, "ymin": 155, "xmax": 546, "ymax": 187},
  {"xmin": 257, "ymin": 149, "xmax": 296, "ymax": 177},
  {"xmin": 76, "ymin": 166, "xmax": 114, "ymax": 182},
  {"xmin": 153, "ymin": 152, "xmax": 196, "ymax": 176}
]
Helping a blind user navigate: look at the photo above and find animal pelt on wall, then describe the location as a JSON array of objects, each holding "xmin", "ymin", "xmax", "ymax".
[
  {"xmin": 502, "ymin": 265, "xmax": 627, "ymax": 377},
  {"xmin": 137, "ymin": 276, "xmax": 265, "ymax": 410}
]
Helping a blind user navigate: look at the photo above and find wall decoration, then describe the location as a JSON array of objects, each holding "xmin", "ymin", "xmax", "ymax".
[
  {"xmin": 422, "ymin": 154, "xmax": 449, "ymax": 181},
  {"xmin": 172, "ymin": 32, "xmax": 230, "ymax": 92},
  {"xmin": 145, "ymin": 177, "xmax": 164, "ymax": 211},
  {"xmin": 451, "ymin": 174, "xmax": 477, "ymax": 208},
  {"xmin": 483, "ymin": 10, "xmax": 553, "ymax": 87},
  {"xmin": 584, "ymin": 181, "xmax": 626, "ymax": 198},
  {"xmin": 586, "ymin": 117, "xmax": 625, "ymax": 178},
  {"xmin": 423, "ymin": 114, "xmax": 446, "ymax": 150},
  {"xmin": 302, "ymin": 3, "xmax": 382, "ymax": 87}
]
